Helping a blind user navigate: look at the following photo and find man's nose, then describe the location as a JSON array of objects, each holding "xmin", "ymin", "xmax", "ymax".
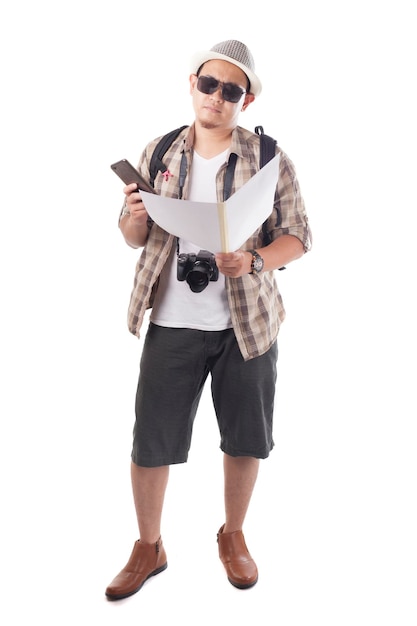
[{"xmin": 211, "ymin": 85, "xmax": 223, "ymax": 100}]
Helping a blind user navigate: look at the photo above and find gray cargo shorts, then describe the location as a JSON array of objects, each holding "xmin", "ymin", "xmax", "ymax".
[{"xmin": 132, "ymin": 323, "xmax": 278, "ymax": 467}]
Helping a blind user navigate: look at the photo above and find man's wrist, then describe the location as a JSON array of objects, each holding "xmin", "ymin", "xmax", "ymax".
[{"xmin": 248, "ymin": 249, "xmax": 264, "ymax": 274}]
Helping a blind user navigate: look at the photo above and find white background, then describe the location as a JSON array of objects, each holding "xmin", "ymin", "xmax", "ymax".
[{"xmin": 1, "ymin": 1, "xmax": 416, "ymax": 624}]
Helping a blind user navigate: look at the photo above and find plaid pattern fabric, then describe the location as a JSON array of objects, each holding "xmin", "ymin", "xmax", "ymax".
[{"xmin": 125, "ymin": 124, "xmax": 312, "ymax": 361}]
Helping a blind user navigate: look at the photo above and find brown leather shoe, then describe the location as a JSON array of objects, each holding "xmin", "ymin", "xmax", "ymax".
[
  {"xmin": 105, "ymin": 537, "xmax": 167, "ymax": 600},
  {"xmin": 217, "ymin": 524, "xmax": 258, "ymax": 589}
]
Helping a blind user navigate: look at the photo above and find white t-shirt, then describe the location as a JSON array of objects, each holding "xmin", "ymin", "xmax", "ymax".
[{"xmin": 150, "ymin": 149, "xmax": 232, "ymax": 331}]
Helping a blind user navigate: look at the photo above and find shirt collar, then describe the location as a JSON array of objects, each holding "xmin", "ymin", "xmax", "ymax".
[{"xmin": 184, "ymin": 124, "xmax": 248, "ymax": 162}]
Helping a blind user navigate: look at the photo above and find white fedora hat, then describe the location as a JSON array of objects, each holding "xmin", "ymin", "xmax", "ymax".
[{"xmin": 190, "ymin": 40, "xmax": 262, "ymax": 97}]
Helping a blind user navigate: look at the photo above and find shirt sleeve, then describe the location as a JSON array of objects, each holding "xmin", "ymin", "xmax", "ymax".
[{"xmin": 268, "ymin": 150, "xmax": 312, "ymax": 252}]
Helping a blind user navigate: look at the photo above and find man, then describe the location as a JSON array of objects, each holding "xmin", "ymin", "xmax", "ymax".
[{"xmin": 106, "ymin": 39, "xmax": 312, "ymax": 599}]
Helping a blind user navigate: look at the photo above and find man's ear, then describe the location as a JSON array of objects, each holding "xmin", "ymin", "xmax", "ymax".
[
  {"xmin": 189, "ymin": 74, "xmax": 198, "ymax": 94},
  {"xmin": 242, "ymin": 93, "xmax": 255, "ymax": 111}
]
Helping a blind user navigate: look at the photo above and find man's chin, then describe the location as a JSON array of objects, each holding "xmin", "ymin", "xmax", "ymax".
[{"xmin": 200, "ymin": 121, "xmax": 218, "ymax": 130}]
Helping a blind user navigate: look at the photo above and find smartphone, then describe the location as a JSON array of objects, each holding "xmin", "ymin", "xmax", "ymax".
[{"xmin": 110, "ymin": 159, "xmax": 155, "ymax": 194}]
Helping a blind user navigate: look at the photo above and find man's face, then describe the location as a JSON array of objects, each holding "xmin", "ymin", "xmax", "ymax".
[{"xmin": 190, "ymin": 59, "xmax": 254, "ymax": 130}]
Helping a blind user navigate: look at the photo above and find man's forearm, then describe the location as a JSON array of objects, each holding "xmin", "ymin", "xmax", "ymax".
[
  {"xmin": 119, "ymin": 214, "xmax": 149, "ymax": 249},
  {"xmin": 260, "ymin": 234, "xmax": 305, "ymax": 271}
]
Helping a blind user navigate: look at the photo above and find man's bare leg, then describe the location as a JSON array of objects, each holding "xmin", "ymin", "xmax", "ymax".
[
  {"xmin": 223, "ymin": 454, "xmax": 259, "ymax": 531},
  {"xmin": 131, "ymin": 462, "xmax": 169, "ymax": 542}
]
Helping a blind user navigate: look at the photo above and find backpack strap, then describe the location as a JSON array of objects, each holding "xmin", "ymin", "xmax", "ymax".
[
  {"xmin": 149, "ymin": 125, "xmax": 188, "ymax": 187},
  {"xmin": 255, "ymin": 125, "xmax": 277, "ymax": 168},
  {"xmin": 225, "ymin": 128, "xmax": 277, "ymax": 202},
  {"xmin": 255, "ymin": 126, "xmax": 278, "ymax": 246}
]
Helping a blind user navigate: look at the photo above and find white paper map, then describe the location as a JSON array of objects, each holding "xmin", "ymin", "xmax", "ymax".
[{"xmin": 140, "ymin": 154, "xmax": 280, "ymax": 252}]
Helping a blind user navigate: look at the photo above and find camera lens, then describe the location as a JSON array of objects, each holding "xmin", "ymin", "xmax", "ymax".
[{"xmin": 186, "ymin": 263, "xmax": 210, "ymax": 293}]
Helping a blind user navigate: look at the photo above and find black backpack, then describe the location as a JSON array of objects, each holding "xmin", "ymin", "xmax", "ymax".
[{"xmin": 149, "ymin": 125, "xmax": 278, "ymax": 247}]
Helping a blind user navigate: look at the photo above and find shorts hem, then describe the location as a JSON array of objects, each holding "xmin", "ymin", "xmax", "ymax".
[
  {"xmin": 131, "ymin": 452, "xmax": 188, "ymax": 468},
  {"xmin": 220, "ymin": 443, "xmax": 274, "ymax": 460}
]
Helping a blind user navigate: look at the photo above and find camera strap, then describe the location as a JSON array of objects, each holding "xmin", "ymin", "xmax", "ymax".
[{"xmin": 223, "ymin": 153, "xmax": 238, "ymax": 201}]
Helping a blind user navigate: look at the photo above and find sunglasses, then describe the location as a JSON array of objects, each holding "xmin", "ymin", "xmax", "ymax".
[{"xmin": 196, "ymin": 75, "xmax": 247, "ymax": 103}]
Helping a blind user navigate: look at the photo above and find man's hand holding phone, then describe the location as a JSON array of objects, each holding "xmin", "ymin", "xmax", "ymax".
[
  {"xmin": 111, "ymin": 159, "xmax": 154, "ymax": 247},
  {"xmin": 124, "ymin": 183, "xmax": 149, "ymax": 228}
]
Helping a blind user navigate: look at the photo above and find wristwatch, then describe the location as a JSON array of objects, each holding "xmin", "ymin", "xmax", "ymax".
[{"xmin": 248, "ymin": 249, "xmax": 264, "ymax": 274}]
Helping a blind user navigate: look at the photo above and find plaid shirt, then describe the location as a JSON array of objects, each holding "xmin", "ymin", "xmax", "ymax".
[{"xmin": 125, "ymin": 124, "xmax": 312, "ymax": 361}]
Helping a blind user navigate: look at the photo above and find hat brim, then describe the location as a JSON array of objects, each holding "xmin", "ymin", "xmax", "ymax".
[{"xmin": 190, "ymin": 50, "xmax": 262, "ymax": 97}]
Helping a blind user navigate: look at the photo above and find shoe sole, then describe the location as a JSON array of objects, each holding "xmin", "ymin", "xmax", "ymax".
[
  {"xmin": 105, "ymin": 562, "xmax": 168, "ymax": 600},
  {"xmin": 227, "ymin": 575, "xmax": 258, "ymax": 590}
]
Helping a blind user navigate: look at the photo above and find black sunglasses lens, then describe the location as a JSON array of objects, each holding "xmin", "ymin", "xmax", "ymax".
[
  {"xmin": 197, "ymin": 76, "xmax": 244, "ymax": 103},
  {"xmin": 197, "ymin": 76, "xmax": 218, "ymax": 94},
  {"xmin": 222, "ymin": 84, "xmax": 244, "ymax": 103}
]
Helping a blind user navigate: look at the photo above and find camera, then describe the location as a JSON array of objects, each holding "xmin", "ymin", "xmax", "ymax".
[{"xmin": 177, "ymin": 250, "xmax": 219, "ymax": 293}]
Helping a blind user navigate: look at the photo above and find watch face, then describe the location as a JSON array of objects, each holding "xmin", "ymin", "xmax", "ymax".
[
  {"xmin": 252, "ymin": 253, "xmax": 264, "ymax": 272},
  {"xmin": 253, "ymin": 257, "xmax": 263, "ymax": 271}
]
